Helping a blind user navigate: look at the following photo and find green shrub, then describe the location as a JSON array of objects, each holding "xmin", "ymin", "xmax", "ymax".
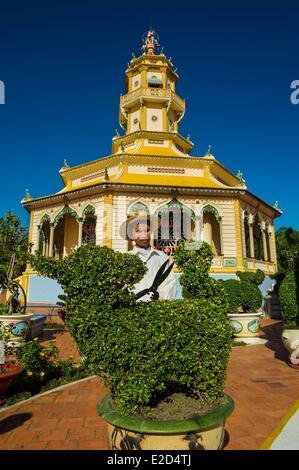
[
  {"xmin": 31, "ymin": 243, "xmax": 231, "ymax": 417},
  {"xmin": 279, "ymin": 270, "xmax": 299, "ymax": 327},
  {"xmin": 6, "ymin": 338, "xmax": 90, "ymax": 404},
  {"xmin": 240, "ymin": 281, "xmax": 263, "ymax": 312},
  {"xmin": 221, "ymin": 269, "xmax": 264, "ymax": 313},
  {"xmin": 173, "ymin": 240, "xmax": 225, "ymax": 300},
  {"xmin": 236, "ymin": 269, "xmax": 265, "ymax": 286},
  {"xmin": 16, "ymin": 338, "xmax": 60, "ymax": 386},
  {"xmin": 92, "ymin": 299, "xmax": 232, "ymax": 415},
  {"xmin": 31, "ymin": 245, "xmax": 146, "ymax": 350},
  {"xmin": 219, "ymin": 279, "xmax": 242, "ymax": 312},
  {"xmin": 0, "ymin": 303, "xmax": 9, "ymax": 315}
]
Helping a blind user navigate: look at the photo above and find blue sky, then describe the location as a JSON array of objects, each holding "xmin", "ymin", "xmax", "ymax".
[{"xmin": 0, "ymin": 0, "xmax": 298, "ymax": 230}]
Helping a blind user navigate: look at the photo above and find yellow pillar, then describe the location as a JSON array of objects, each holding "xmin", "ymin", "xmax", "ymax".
[
  {"xmin": 140, "ymin": 101, "xmax": 146, "ymax": 131},
  {"xmin": 234, "ymin": 199, "xmax": 245, "ymax": 269},
  {"xmin": 140, "ymin": 68, "xmax": 147, "ymax": 88},
  {"xmin": 262, "ymin": 229, "xmax": 268, "ymax": 261},
  {"xmin": 103, "ymin": 194, "xmax": 113, "ymax": 248},
  {"xmin": 35, "ymin": 225, "xmax": 40, "ymax": 253},
  {"xmin": 162, "ymin": 104, "xmax": 168, "ymax": 132},
  {"xmin": 78, "ymin": 218, "xmax": 83, "ymax": 247},
  {"xmin": 271, "ymin": 224, "xmax": 278, "ymax": 267},
  {"xmin": 48, "ymin": 224, "xmax": 55, "ymax": 258}
]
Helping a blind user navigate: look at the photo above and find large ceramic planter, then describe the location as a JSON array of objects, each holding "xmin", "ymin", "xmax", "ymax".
[
  {"xmin": 0, "ymin": 314, "xmax": 33, "ymax": 346},
  {"xmin": 281, "ymin": 327, "xmax": 299, "ymax": 366},
  {"xmin": 97, "ymin": 393, "xmax": 234, "ymax": 450},
  {"xmin": 227, "ymin": 313, "xmax": 262, "ymax": 338},
  {"xmin": 0, "ymin": 364, "xmax": 23, "ymax": 406}
]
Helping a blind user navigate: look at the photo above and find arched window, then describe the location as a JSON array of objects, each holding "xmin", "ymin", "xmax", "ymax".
[
  {"xmin": 128, "ymin": 202, "xmax": 149, "ymax": 217},
  {"xmin": 82, "ymin": 206, "xmax": 96, "ymax": 245},
  {"xmin": 154, "ymin": 199, "xmax": 195, "ymax": 255},
  {"xmin": 202, "ymin": 205, "xmax": 222, "ymax": 256}
]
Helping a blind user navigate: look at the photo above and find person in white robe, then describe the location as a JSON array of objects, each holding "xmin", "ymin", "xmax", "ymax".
[{"xmin": 127, "ymin": 217, "xmax": 177, "ymax": 302}]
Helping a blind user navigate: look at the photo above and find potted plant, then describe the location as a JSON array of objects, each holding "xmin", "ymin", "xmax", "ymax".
[
  {"xmin": 0, "ymin": 323, "xmax": 23, "ymax": 405},
  {"xmin": 31, "ymin": 241, "xmax": 234, "ymax": 450},
  {"xmin": 220, "ymin": 270, "xmax": 265, "ymax": 339},
  {"xmin": 279, "ymin": 259, "xmax": 299, "ymax": 367},
  {"xmin": 0, "ymin": 254, "xmax": 32, "ymax": 346}
]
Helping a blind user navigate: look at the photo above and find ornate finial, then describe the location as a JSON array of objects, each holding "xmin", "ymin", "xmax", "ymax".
[
  {"xmin": 236, "ymin": 170, "xmax": 246, "ymax": 185},
  {"xmin": 174, "ymin": 67, "xmax": 178, "ymax": 73},
  {"xmin": 187, "ymin": 134, "xmax": 191, "ymax": 141},
  {"xmin": 63, "ymin": 159, "xmax": 69, "ymax": 168},
  {"xmin": 141, "ymin": 30, "xmax": 160, "ymax": 55},
  {"xmin": 25, "ymin": 189, "xmax": 32, "ymax": 199},
  {"xmin": 273, "ymin": 201, "xmax": 279, "ymax": 209},
  {"xmin": 104, "ymin": 167, "xmax": 109, "ymax": 180},
  {"xmin": 131, "ymin": 52, "xmax": 136, "ymax": 59},
  {"xmin": 160, "ymin": 46, "xmax": 164, "ymax": 55},
  {"xmin": 206, "ymin": 145, "xmax": 212, "ymax": 156},
  {"xmin": 115, "ymin": 128, "xmax": 120, "ymax": 137}
]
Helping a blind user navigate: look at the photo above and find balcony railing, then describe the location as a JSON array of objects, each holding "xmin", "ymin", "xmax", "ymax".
[{"xmin": 120, "ymin": 87, "xmax": 185, "ymax": 112}]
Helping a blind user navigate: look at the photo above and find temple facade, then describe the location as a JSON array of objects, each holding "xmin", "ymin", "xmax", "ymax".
[{"xmin": 21, "ymin": 31, "xmax": 281, "ymax": 305}]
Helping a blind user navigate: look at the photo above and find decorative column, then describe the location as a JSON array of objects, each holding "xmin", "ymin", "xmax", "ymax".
[
  {"xmin": 35, "ymin": 225, "xmax": 40, "ymax": 253},
  {"xmin": 248, "ymin": 221, "xmax": 255, "ymax": 259},
  {"xmin": 48, "ymin": 223, "xmax": 55, "ymax": 258},
  {"xmin": 195, "ymin": 215, "xmax": 202, "ymax": 241},
  {"xmin": 262, "ymin": 227, "xmax": 268, "ymax": 261},
  {"xmin": 78, "ymin": 218, "xmax": 83, "ymax": 247},
  {"xmin": 233, "ymin": 199, "xmax": 245, "ymax": 268},
  {"xmin": 42, "ymin": 238, "xmax": 47, "ymax": 256},
  {"xmin": 219, "ymin": 217, "xmax": 224, "ymax": 256},
  {"xmin": 103, "ymin": 194, "xmax": 113, "ymax": 248}
]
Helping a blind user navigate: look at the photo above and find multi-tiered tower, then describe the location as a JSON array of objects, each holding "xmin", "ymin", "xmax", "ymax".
[{"xmin": 113, "ymin": 30, "xmax": 192, "ymax": 157}]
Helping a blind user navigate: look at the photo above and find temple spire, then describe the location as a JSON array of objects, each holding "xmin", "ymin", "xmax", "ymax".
[{"xmin": 141, "ymin": 30, "xmax": 160, "ymax": 55}]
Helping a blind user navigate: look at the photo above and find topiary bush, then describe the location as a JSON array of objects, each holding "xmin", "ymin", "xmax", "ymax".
[
  {"xmin": 94, "ymin": 298, "xmax": 232, "ymax": 415},
  {"xmin": 31, "ymin": 243, "xmax": 231, "ymax": 417},
  {"xmin": 173, "ymin": 240, "xmax": 225, "ymax": 300},
  {"xmin": 218, "ymin": 279, "xmax": 242, "ymax": 313},
  {"xmin": 220, "ymin": 269, "xmax": 264, "ymax": 313},
  {"xmin": 31, "ymin": 245, "xmax": 146, "ymax": 351},
  {"xmin": 279, "ymin": 270, "xmax": 299, "ymax": 327},
  {"xmin": 239, "ymin": 281, "xmax": 263, "ymax": 313}
]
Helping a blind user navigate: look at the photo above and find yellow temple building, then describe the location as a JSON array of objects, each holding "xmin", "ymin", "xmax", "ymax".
[{"xmin": 20, "ymin": 31, "xmax": 282, "ymax": 306}]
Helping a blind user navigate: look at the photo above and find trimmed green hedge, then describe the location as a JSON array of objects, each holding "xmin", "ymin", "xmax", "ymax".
[{"xmin": 279, "ymin": 270, "xmax": 299, "ymax": 327}]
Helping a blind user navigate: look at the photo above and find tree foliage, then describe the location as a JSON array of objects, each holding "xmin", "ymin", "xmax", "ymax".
[{"xmin": 0, "ymin": 211, "xmax": 30, "ymax": 285}]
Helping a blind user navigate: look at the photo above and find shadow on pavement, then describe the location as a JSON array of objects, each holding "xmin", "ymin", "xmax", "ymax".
[
  {"xmin": 0, "ymin": 413, "xmax": 32, "ymax": 434},
  {"xmin": 260, "ymin": 321, "xmax": 289, "ymax": 364}
]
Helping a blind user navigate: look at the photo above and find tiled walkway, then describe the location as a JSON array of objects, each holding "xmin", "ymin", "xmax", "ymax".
[{"xmin": 0, "ymin": 319, "xmax": 298, "ymax": 450}]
